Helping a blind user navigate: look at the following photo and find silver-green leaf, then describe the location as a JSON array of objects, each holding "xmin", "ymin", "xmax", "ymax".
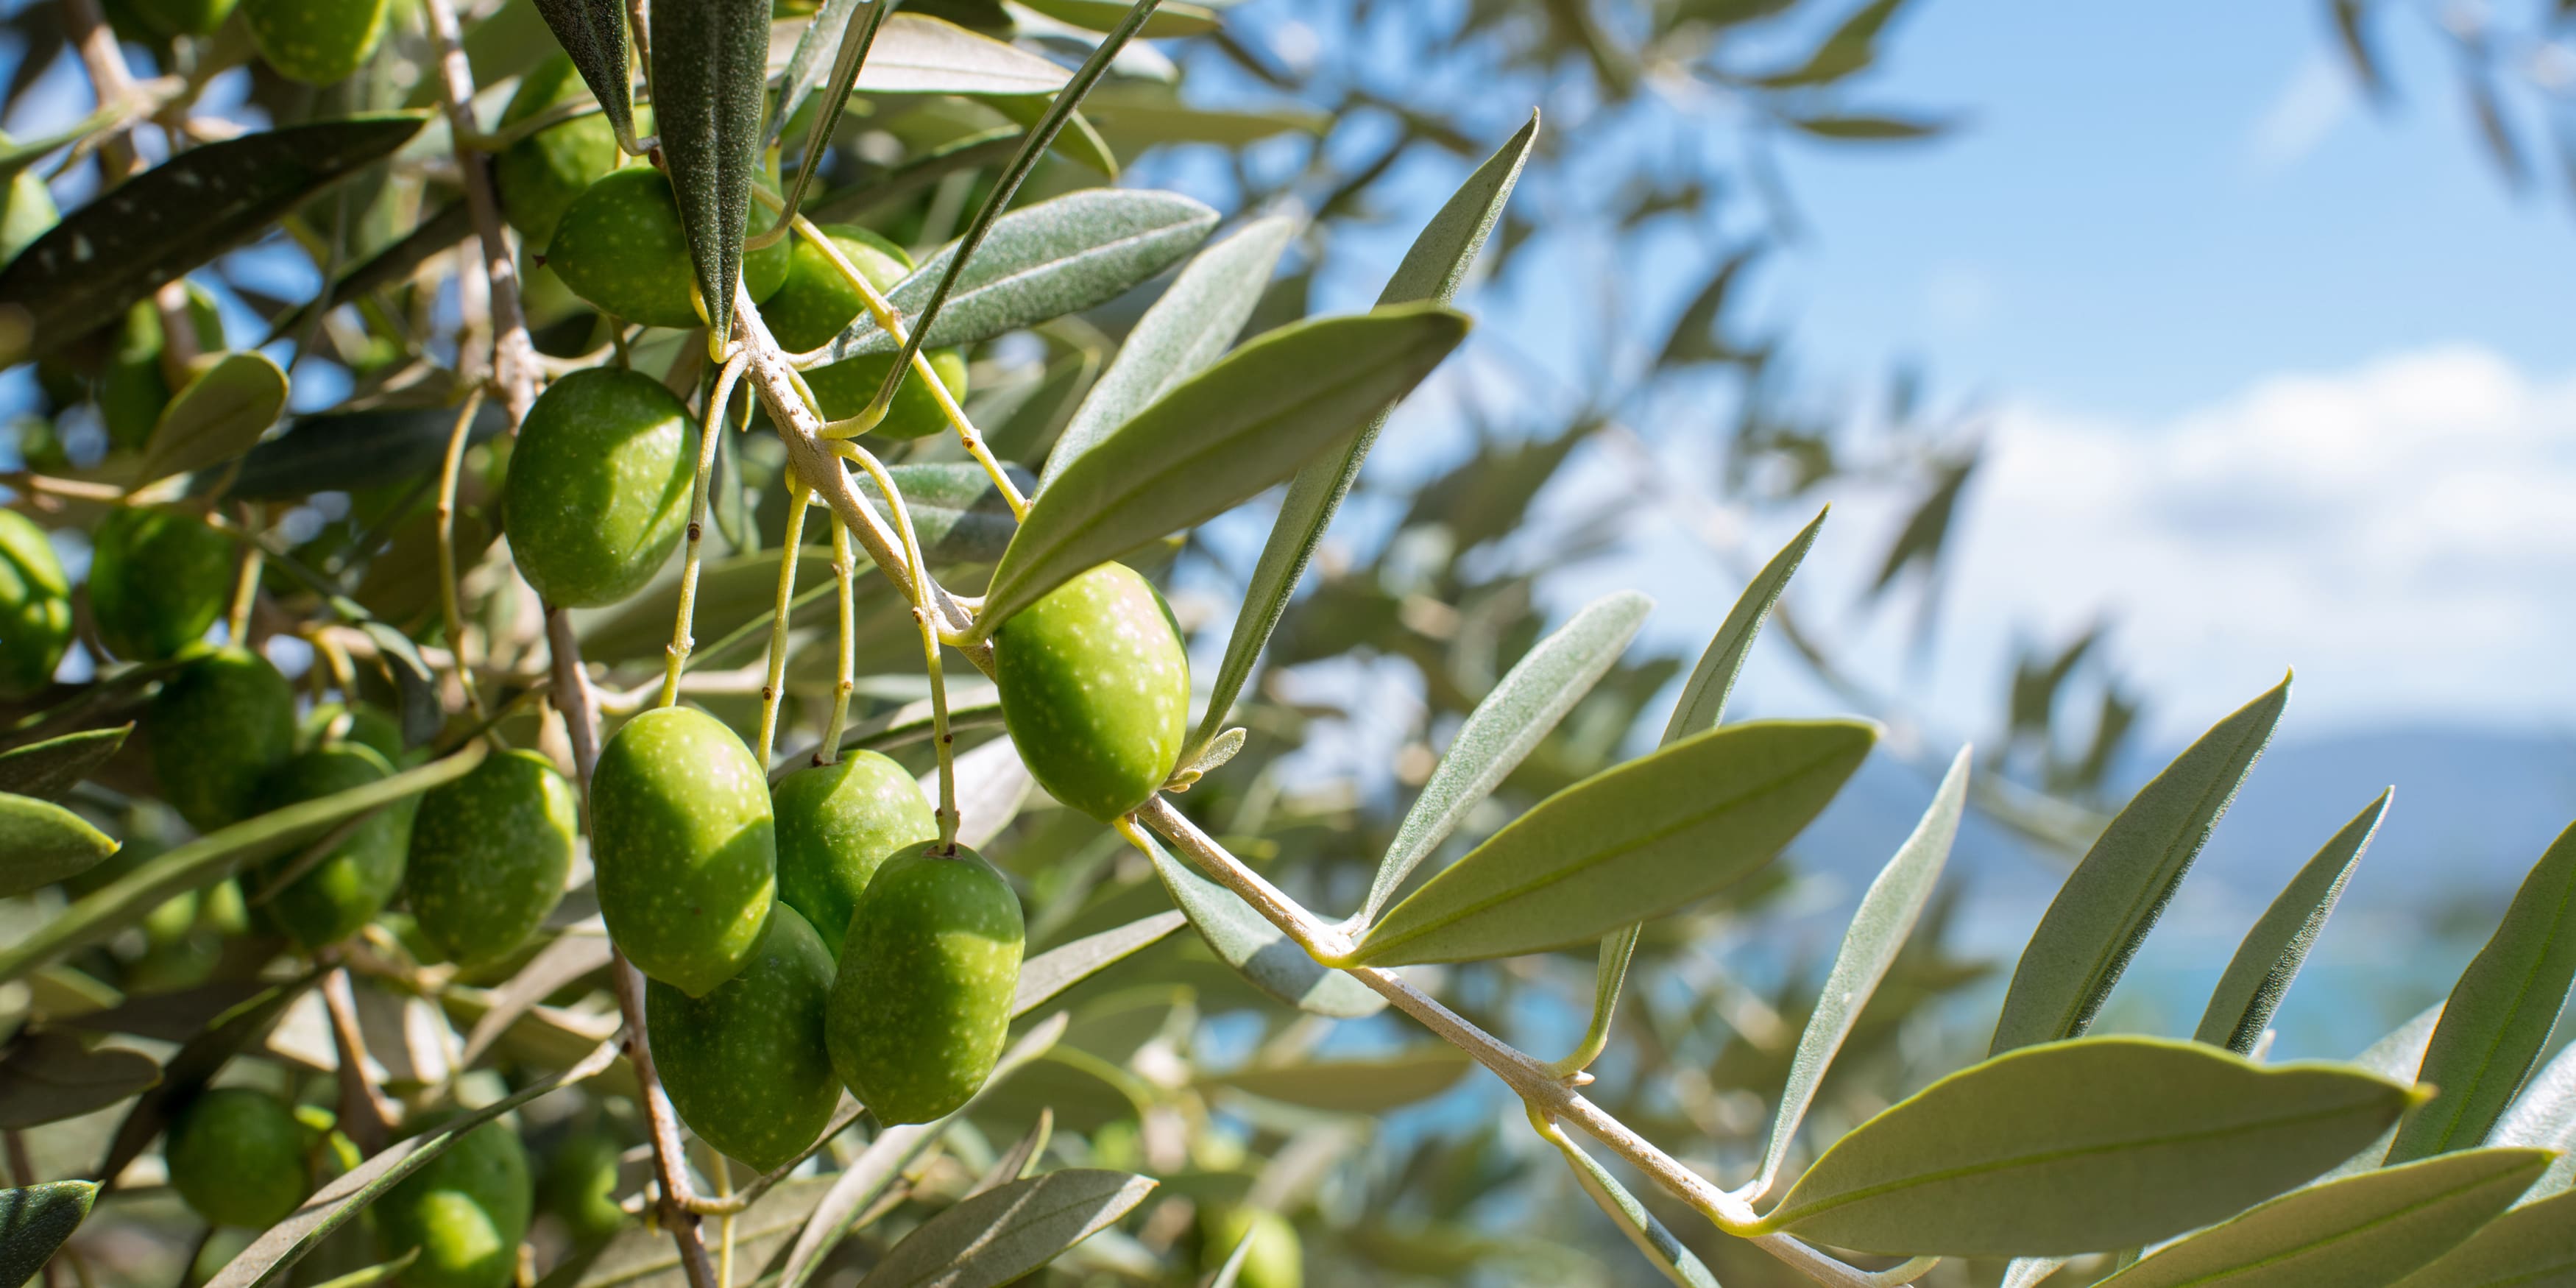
[
  {"xmin": 1543, "ymin": 1125, "xmax": 1721, "ymax": 1288},
  {"xmin": 2386, "ymin": 1185, "xmax": 2576, "ymax": 1288},
  {"xmin": 0, "ymin": 792, "xmax": 118, "ymax": 897},
  {"xmin": 2194, "ymin": 790, "xmax": 2387, "ymax": 1054},
  {"xmin": 1140, "ymin": 827, "xmax": 1383, "ymax": 1018},
  {"xmin": 1661, "ymin": 506, "xmax": 1826, "ymax": 741},
  {"xmin": 1013, "ymin": 912, "xmax": 1186, "ymax": 1018},
  {"xmin": 1204, "ymin": 1048, "xmax": 1470, "ymax": 1113},
  {"xmin": 853, "ymin": 1170, "xmax": 1156, "ymax": 1288},
  {"xmin": 651, "ymin": 0, "xmax": 768, "ymax": 346}
]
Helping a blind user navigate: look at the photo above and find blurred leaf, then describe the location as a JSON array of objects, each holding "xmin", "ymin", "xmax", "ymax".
[
  {"xmin": 261, "ymin": 204, "xmax": 473, "ymax": 344},
  {"xmin": 531, "ymin": 0, "xmax": 634, "ymax": 144},
  {"xmin": 1761, "ymin": 1037, "xmax": 2421, "ymax": 1257},
  {"xmin": 652, "ymin": 0, "xmax": 767, "ymax": 345},
  {"xmin": 1356, "ymin": 591, "xmax": 1652, "ymax": 927},
  {"xmin": 2332, "ymin": 0, "xmax": 2387, "ymax": 104},
  {"xmin": 1655, "ymin": 246, "xmax": 1761, "ymax": 368},
  {"xmin": 983, "ymin": 96, "xmax": 1119, "ymax": 177},
  {"xmin": 2468, "ymin": 71, "xmax": 2527, "ymax": 192},
  {"xmin": 858, "ymin": 461, "xmax": 1032, "ymax": 565},
  {"xmin": 1869, "ymin": 453, "xmax": 1976, "ymax": 597},
  {"xmin": 1748, "ymin": 0, "xmax": 1909, "ymax": 87},
  {"xmin": 2099, "ymin": 1149, "xmax": 2545, "ymax": 1288},
  {"xmin": 1347, "ymin": 720, "xmax": 1872, "ymax": 966},
  {"xmin": 1140, "ymin": 827, "xmax": 1384, "ymax": 1018},
  {"xmin": 0, "ymin": 115, "xmax": 428, "ymax": 355},
  {"xmin": 1542, "ymin": 1124, "xmax": 1719, "ymax": 1288},
  {"xmin": 96, "ymin": 972, "xmax": 320, "ymax": 1189},
  {"xmin": 840, "ymin": 13, "xmax": 1074, "ymax": 93},
  {"xmin": 1209, "ymin": 1048, "xmax": 1470, "ymax": 1113},
  {"xmin": 768, "ymin": 0, "xmax": 877, "ymax": 152},
  {"xmin": 977, "ymin": 305, "xmax": 1470, "ymax": 634},
  {"xmin": 459, "ymin": 927, "xmax": 613, "ymax": 1068},
  {"xmin": 0, "ymin": 1181, "xmax": 95, "ymax": 1288},
  {"xmin": 1755, "ymin": 746, "xmax": 1967, "ymax": 1195},
  {"xmin": 1015, "ymin": 0, "xmax": 1218, "ymax": 38},
  {"xmin": 2193, "ymin": 790, "xmax": 2385, "ymax": 1054},
  {"xmin": 2385, "ymin": 1185, "xmax": 2576, "ymax": 1288},
  {"xmin": 854, "ymin": 1170, "xmax": 1156, "ymax": 1288},
  {"xmin": 0, "ymin": 793, "xmax": 118, "ymax": 896},
  {"xmin": 0, "ymin": 1032, "xmax": 158, "ymax": 1129},
  {"xmin": 2391, "ymin": 821, "xmax": 2576, "ymax": 1163},
  {"xmin": 1013, "ymin": 911, "xmax": 1185, "ymax": 1016},
  {"xmin": 222, "ymin": 403, "xmax": 509, "ymax": 500},
  {"xmin": 1992, "ymin": 675, "xmax": 2290, "ymax": 1053},
  {"xmin": 1785, "ymin": 113, "xmax": 1952, "ymax": 141},
  {"xmin": 0, "ymin": 726, "xmax": 129, "ymax": 802},
  {"xmin": 1662, "ymin": 508, "xmax": 1824, "ymax": 740},
  {"xmin": 810, "ymin": 190, "xmax": 1216, "ymax": 360},
  {"xmin": 930, "ymin": 735, "xmax": 1031, "ymax": 850},
  {"xmin": 134, "ymin": 351, "xmax": 289, "ymax": 487},
  {"xmin": 551, "ymin": 1178, "xmax": 832, "ymax": 1288},
  {"xmin": 1081, "ymin": 84, "xmax": 1329, "ymax": 149}
]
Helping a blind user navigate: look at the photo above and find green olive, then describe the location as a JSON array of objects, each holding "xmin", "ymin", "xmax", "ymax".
[
  {"xmin": 760, "ymin": 224, "xmax": 912, "ymax": 351},
  {"xmin": 125, "ymin": 0, "xmax": 236, "ymax": 37},
  {"xmin": 241, "ymin": 0, "xmax": 388, "ymax": 84},
  {"xmin": 502, "ymin": 367, "xmax": 697, "ymax": 609},
  {"xmin": 547, "ymin": 168, "xmax": 790, "ymax": 329},
  {"xmin": 800, "ymin": 349, "xmax": 969, "ymax": 440},
  {"xmin": 825, "ymin": 845, "xmax": 1023, "ymax": 1125},
  {"xmin": 375, "ymin": 1115, "xmax": 533, "ymax": 1288},
  {"xmin": 249, "ymin": 744, "xmax": 406, "ymax": 948},
  {"xmin": 591, "ymin": 707, "xmax": 775, "ymax": 997},
  {"xmin": 148, "ymin": 645, "xmax": 297, "ymax": 834},
  {"xmin": 537, "ymin": 1125, "xmax": 629, "ymax": 1243},
  {"xmin": 646, "ymin": 903, "xmax": 838, "ymax": 1170},
  {"xmin": 495, "ymin": 55, "xmax": 620, "ymax": 250},
  {"xmin": 302, "ymin": 701, "xmax": 411, "ymax": 767},
  {"xmin": 88, "ymin": 504, "xmax": 234, "ymax": 662},
  {"xmin": 167, "ymin": 1088, "xmax": 308, "ymax": 1228},
  {"xmin": 1198, "ymin": 1207, "xmax": 1302, "ymax": 1288},
  {"xmin": 406, "ymin": 749, "xmax": 578, "ymax": 967},
  {"xmin": 0, "ymin": 509, "xmax": 69, "ymax": 699},
  {"xmin": 992, "ymin": 563, "xmax": 1189, "ymax": 822},
  {"xmin": 771, "ymin": 750, "xmax": 936, "ymax": 958}
]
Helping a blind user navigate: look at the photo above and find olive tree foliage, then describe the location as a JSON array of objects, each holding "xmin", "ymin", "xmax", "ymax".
[{"xmin": 0, "ymin": 2, "xmax": 2567, "ymax": 1288}]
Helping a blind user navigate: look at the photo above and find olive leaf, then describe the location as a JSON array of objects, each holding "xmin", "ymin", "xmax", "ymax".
[
  {"xmin": 1013, "ymin": 911, "xmax": 1185, "ymax": 1017},
  {"xmin": 458, "ymin": 924, "xmax": 614, "ymax": 1069},
  {"xmin": 824, "ymin": 12, "xmax": 1073, "ymax": 94},
  {"xmin": 766, "ymin": 0, "xmax": 876, "ymax": 151},
  {"xmin": 94, "ymin": 971, "xmax": 322, "ymax": 1187},
  {"xmin": 0, "ymin": 114, "xmax": 428, "ymax": 355},
  {"xmin": 2390, "ymin": 820, "xmax": 2576, "ymax": 1163},
  {"xmin": 0, "ymin": 793, "xmax": 118, "ymax": 896},
  {"xmin": 976, "ymin": 304, "xmax": 1472, "ymax": 635},
  {"xmin": 0, "ymin": 726, "xmax": 129, "ymax": 802},
  {"xmin": 1753, "ymin": 745, "xmax": 1969, "ymax": 1197},
  {"xmin": 1016, "ymin": 0, "xmax": 1221, "ymax": 37},
  {"xmin": 1758, "ymin": 1036, "xmax": 2422, "ymax": 1258},
  {"xmin": 1662, "ymin": 506, "xmax": 1826, "ymax": 740},
  {"xmin": 0, "ymin": 742, "xmax": 489, "ymax": 985},
  {"xmin": 1206, "ymin": 1232, "xmax": 1257, "ymax": 1288},
  {"xmin": 1991, "ymin": 673, "xmax": 2290, "ymax": 1054},
  {"xmin": 856, "ymin": 461, "xmax": 1031, "ymax": 565},
  {"xmin": 2489, "ymin": 1032, "xmax": 2576, "ymax": 1201},
  {"xmin": 852, "ymin": 1170, "xmax": 1156, "ymax": 1288},
  {"xmin": 548, "ymin": 1178, "xmax": 834, "ymax": 1288},
  {"xmin": 0, "ymin": 1032, "xmax": 158, "ymax": 1130},
  {"xmin": 1205, "ymin": 1048, "xmax": 1471, "ymax": 1113},
  {"xmin": 982, "ymin": 96, "xmax": 1119, "ymax": 179},
  {"xmin": 1543, "ymin": 1125, "xmax": 1722, "ymax": 1288},
  {"xmin": 2096, "ymin": 1148, "xmax": 2547, "ymax": 1288},
  {"xmin": 1041, "ymin": 215, "xmax": 1297, "ymax": 493},
  {"xmin": 2385, "ymin": 1184, "xmax": 2576, "ymax": 1288},
  {"xmin": 650, "ymin": 0, "xmax": 768, "ymax": 346},
  {"xmin": 224, "ymin": 402, "xmax": 508, "ymax": 500},
  {"xmin": 1344, "ymin": 719, "xmax": 1873, "ymax": 967},
  {"xmin": 260, "ymin": 202, "xmax": 473, "ymax": 344},
  {"xmin": 0, "ymin": 1181, "xmax": 95, "ymax": 1288},
  {"xmin": 1139, "ymin": 827, "xmax": 1384, "ymax": 1018},
  {"xmin": 2313, "ymin": 1001, "xmax": 2449, "ymax": 1188},
  {"xmin": 2193, "ymin": 790, "xmax": 2387, "ymax": 1054},
  {"xmin": 809, "ymin": 188, "xmax": 1217, "ymax": 361},
  {"xmin": 530, "ymin": 0, "xmax": 634, "ymax": 146},
  {"xmin": 1351, "ymin": 590, "xmax": 1654, "ymax": 929},
  {"xmin": 135, "ymin": 351, "xmax": 289, "ymax": 487},
  {"xmin": 1198, "ymin": 111, "xmax": 1536, "ymax": 765}
]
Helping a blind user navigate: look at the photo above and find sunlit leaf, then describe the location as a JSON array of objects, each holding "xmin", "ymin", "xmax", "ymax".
[
  {"xmin": 2194, "ymin": 790, "xmax": 2386, "ymax": 1053},
  {"xmin": 853, "ymin": 1170, "xmax": 1156, "ymax": 1288},
  {"xmin": 0, "ymin": 792, "xmax": 118, "ymax": 896},
  {"xmin": 1663, "ymin": 507, "xmax": 1825, "ymax": 740},
  {"xmin": 1543, "ymin": 1124, "xmax": 1720, "ymax": 1288},
  {"xmin": 0, "ymin": 726, "xmax": 129, "ymax": 802},
  {"xmin": 135, "ymin": 351, "xmax": 289, "ymax": 486},
  {"xmin": 2385, "ymin": 1185, "xmax": 2576, "ymax": 1288}
]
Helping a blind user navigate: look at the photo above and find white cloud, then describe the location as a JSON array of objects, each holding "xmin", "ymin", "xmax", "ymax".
[{"xmin": 2246, "ymin": 52, "xmax": 2354, "ymax": 174}]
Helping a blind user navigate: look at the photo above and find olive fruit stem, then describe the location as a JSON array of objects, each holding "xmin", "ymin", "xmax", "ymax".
[
  {"xmin": 609, "ymin": 953, "xmax": 722, "ymax": 1288},
  {"xmin": 224, "ymin": 506, "xmax": 263, "ymax": 644},
  {"xmin": 817, "ymin": 514, "xmax": 857, "ymax": 762},
  {"xmin": 435, "ymin": 389, "xmax": 492, "ymax": 723},
  {"xmin": 755, "ymin": 476, "xmax": 813, "ymax": 766},
  {"xmin": 837, "ymin": 444, "xmax": 960, "ymax": 845},
  {"xmin": 662, "ymin": 350, "xmax": 750, "ymax": 710},
  {"xmin": 1131, "ymin": 796, "xmax": 1904, "ymax": 1288},
  {"xmin": 750, "ymin": 1, "xmax": 895, "ymax": 254},
  {"xmin": 420, "ymin": 0, "xmax": 538, "ymax": 425},
  {"xmin": 319, "ymin": 966, "xmax": 395, "ymax": 1154},
  {"xmin": 545, "ymin": 607, "xmax": 602, "ymax": 783}
]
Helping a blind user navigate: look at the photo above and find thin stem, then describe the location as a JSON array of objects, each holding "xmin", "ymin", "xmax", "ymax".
[
  {"xmin": 545, "ymin": 607, "xmax": 601, "ymax": 785},
  {"xmin": 662, "ymin": 352, "xmax": 749, "ymax": 708},
  {"xmin": 755, "ymin": 478, "xmax": 813, "ymax": 767},
  {"xmin": 420, "ymin": 0, "xmax": 538, "ymax": 424},
  {"xmin": 815, "ymin": 514, "xmax": 854, "ymax": 765},
  {"xmin": 610, "ymin": 955, "xmax": 720, "ymax": 1288},
  {"xmin": 434, "ymin": 389, "xmax": 491, "ymax": 722},
  {"xmin": 224, "ymin": 508, "xmax": 263, "ymax": 645},
  {"xmin": 712, "ymin": 1150, "xmax": 735, "ymax": 1288},
  {"xmin": 749, "ymin": 0, "xmax": 894, "ymax": 251},
  {"xmin": 841, "ymin": 445, "xmax": 956, "ymax": 847}
]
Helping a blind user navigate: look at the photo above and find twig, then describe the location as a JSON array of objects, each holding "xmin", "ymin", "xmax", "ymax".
[
  {"xmin": 319, "ymin": 966, "xmax": 395, "ymax": 1154},
  {"xmin": 420, "ymin": 0, "xmax": 539, "ymax": 424},
  {"xmin": 57, "ymin": 0, "xmax": 139, "ymax": 177},
  {"xmin": 754, "ymin": 478, "xmax": 813, "ymax": 765},
  {"xmin": 610, "ymin": 955, "xmax": 720, "ymax": 1288},
  {"xmin": 435, "ymin": 390, "xmax": 492, "ymax": 722},
  {"xmin": 815, "ymin": 514, "xmax": 855, "ymax": 762},
  {"xmin": 224, "ymin": 506, "xmax": 263, "ymax": 645},
  {"xmin": 545, "ymin": 608, "xmax": 601, "ymax": 783},
  {"xmin": 661, "ymin": 352, "xmax": 749, "ymax": 708}
]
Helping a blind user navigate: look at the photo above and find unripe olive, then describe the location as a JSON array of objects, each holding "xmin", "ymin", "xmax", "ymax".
[
  {"xmin": 88, "ymin": 505, "xmax": 233, "ymax": 662},
  {"xmin": 303, "ymin": 701, "xmax": 410, "ymax": 768},
  {"xmin": 250, "ymin": 745, "xmax": 407, "ymax": 949},
  {"xmin": 801, "ymin": 350, "xmax": 969, "ymax": 441},
  {"xmin": 406, "ymin": 749, "xmax": 578, "ymax": 967},
  {"xmin": 1198, "ymin": 1207, "xmax": 1301, "ymax": 1288},
  {"xmin": 825, "ymin": 845, "xmax": 1023, "ymax": 1125},
  {"xmin": 502, "ymin": 367, "xmax": 697, "ymax": 609},
  {"xmin": 992, "ymin": 563, "xmax": 1189, "ymax": 822},
  {"xmin": 547, "ymin": 168, "xmax": 789, "ymax": 330},
  {"xmin": 125, "ymin": 0, "xmax": 235, "ymax": 37},
  {"xmin": 166, "ymin": 1087, "xmax": 307, "ymax": 1228},
  {"xmin": 537, "ymin": 1126, "xmax": 629, "ymax": 1243},
  {"xmin": 148, "ymin": 645, "xmax": 297, "ymax": 834},
  {"xmin": 242, "ymin": 0, "xmax": 389, "ymax": 85},
  {"xmin": 771, "ymin": 751, "xmax": 936, "ymax": 959},
  {"xmin": 760, "ymin": 224, "xmax": 912, "ymax": 351},
  {"xmin": 646, "ymin": 904, "xmax": 837, "ymax": 1170},
  {"xmin": 0, "ymin": 509, "xmax": 69, "ymax": 699},
  {"xmin": 495, "ymin": 55, "xmax": 620, "ymax": 250},
  {"xmin": 375, "ymin": 1115, "xmax": 532, "ymax": 1288},
  {"xmin": 591, "ymin": 707, "xmax": 775, "ymax": 997}
]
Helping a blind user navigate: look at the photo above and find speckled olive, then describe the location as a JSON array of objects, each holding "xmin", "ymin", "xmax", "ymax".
[
  {"xmin": 825, "ymin": 845, "xmax": 1024, "ymax": 1125},
  {"xmin": 647, "ymin": 903, "xmax": 838, "ymax": 1170},
  {"xmin": 547, "ymin": 167, "xmax": 789, "ymax": 329},
  {"xmin": 1199, "ymin": 1207, "xmax": 1302, "ymax": 1288},
  {"xmin": 590, "ymin": 707, "xmax": 775, "ymax": 997},
  {"xmin": 250, "ymin": 744, "xmax": 407, "ymax": 948},
  {"xmin": 147, "ymin": 645, "xmax": 297, "ymax": 834},
  {"xmin": 502, "ymin": 367, "xmax": 696, "ymax": 609},
  {"xmin": 241, "ymin": 0, "xmax": 389, "ymax": 84},
  {"xmin": 991, "ymin": 562, "xmax": 1189, "ymax": 822},
  {"xmin": 302, "ymin": 701, "xmax": 410, "ymax": 767},
  {"xmin": 771, "ymin": 751, "xmax": 936, "ymax": 959},
  {"xmin": 375, "ymin": 1114, "xmax": 532, "ymax": 1288},
  {"xmin": 166, "ymin": 1088, "xmax": 307, "ymax": 1228},
  {"xmin": 406, "ymin": 749, "xmax": 578, "ymax": 967},
  {"xmin": 0, "ymin": 509, "xmax": 68, "ymax": 699},
  {"xmin": 760, "ymin": 223, "xmax": 912, "ymax": 350},
  {"xmin": 537, "ymin": 1125, "xmax": 629, "ymax": 1243},
  {"xmin": 801, "ymin": 350, "xmax": 969, "ymax": 440},
  {"xmin": 88, "ymin": 504, "xmax": 233, "ymax": 662},
  {"xmin": 495, "ymin": 55, "xmax": 622, "ymax": 250}
]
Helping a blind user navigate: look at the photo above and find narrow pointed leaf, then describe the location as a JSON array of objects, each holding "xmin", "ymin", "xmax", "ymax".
[
  {"xmin": 1545, "ymin": 1128, "xmax": 1721, "ymax": 1288},
  {"xmin": 2319, "ymin": 1002, "xmax": 2446, "ymax": 1186},
  {"xmin": 767, "ymin": 0, "xmax": 875, "ymax": 149},
  {"xmin": 1992, "ymin": 674, "xmax": 2290, "ymax": 1053},
  {"xmin": 1016, "ymin": 0, "xmax": 1220, "ymax": 37},
  {"xmin": 1663, "ymin": 507, "xmax": 1826, "ymax": 740},
  {"xmin": 1206, "ymin": 1232, "xmax": 1256, "ymax": 1288},
  {"xmin": 135, "ymin": 351, "xmax": 289, "ymax": 486},
  {"xmin": 1042, "ymin": 216, "xmax": 1296, "ymax": 492},
  {"xmin": 977, "ymin": 305, "xmax": 1471, "ymax": 634},
  {"xmin": 2000, "ymin": 1259, "xmax": 2067, "ymax": 1288},
  {"xmin": 1346, "ymin": 720, "xmax": 1873, "ymax": 966},
  {"xmin": 1355, "ymin": 591, "xmax": 1653, "ymax": 927},
  {"xmin": 0, "ymin": 1182, "xmax": 96, "ymax": 1288},
  {"xmin": 1141, "ymin": 827, "xmax": 1384, "ymax": 1017},
  {"xmin": 1205, "ymin": 112, "xmax": 1535, "ymax": 762},
  {"xmin": 2098, "ymin": 1149, "xmax": 2546, "ymax": 1288},
  {"xmin": 0, "ymin": 726, "xmax": 129, "ymax": 802},
  {"xmin": 96, "ymin": 972, "xmax": 321, "ymax": 1186},
  {"xmin": 1761, "ymin": 1036, "xmax": 2421, "ymax": 1258},
  {"xmin": 459, "ymin": 925, "xmax": 613, "ymax": 1069},
  {"xmin": 810, "ymin": 188, "xmax": 1217, "ymax": 360},
  {"xmin": 0, "ymin": 742, "xmax": 489, "ymax": 984},
  {"xmin": 555, "ymin": 1177, "xmax": 833, "ymax": 1288},
  {"xmin": 0, "ymin": 793, "xmax": 118, "ymax": 896},
  {"xmin": 2391, "ymin": 821, "xmax": 2576, "ymax": 1163},
  {"xmin": 0, "ymin": 1032, "xmax": 158, "ymax": 1129},
  {"xmin": 854, "ymin": 1170, "xmax": 1155, "ymax": 1288},
  {"xmin": 1206, "ymin": 1048, "xmax": 1470, "ymax": 1113},
  {"xmin": 2195, "ymin": 790, "xmax": 2388, "ymax": 1053},
  {"xmin": 0, "ymin": 114, "xmax": 428, "ymax": 355},
  {"xmin": 1013, "ymin": 912, "xmax": 1186, "ymax": 1017},
  {"xmin": 651, "ymin": 0, "xmax": 768, "ymax": 345},
  {"xmin": 856, "ymin": 461, "xmax": 1030, "ymax": 565},
  {"xmin": 2386, "ymin": 1185, "xmax": 2576, "ymax": 1288},
  {"xmin": 531, "ymin": 0, "xmax": 634, "ymax": 145},
  {"xmin": 1756, "ymin": 746, "xmax": 1969, "ymax": 1195},
  {"xmin": 821, "ymin": 12, "xmax": 1075, "ymax": 95}
]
